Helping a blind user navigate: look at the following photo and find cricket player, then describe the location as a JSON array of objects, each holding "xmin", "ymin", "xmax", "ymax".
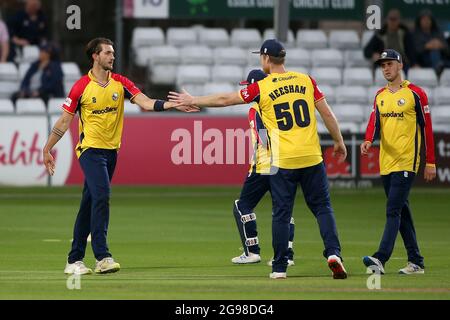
[
  {"xmin": 43, "ymin": 38, "xmax": 197, "ymax": 275},
  {"xmin": 361, "ymin": 49, "xmax": 436, "ymax": 275},
  {"xmin": 232, "ymin": 69, "xmax": 295, "ymax": 266},
  {"xmin": 169, "ymin": 39, "xmax": 348, "ymax": 279}
]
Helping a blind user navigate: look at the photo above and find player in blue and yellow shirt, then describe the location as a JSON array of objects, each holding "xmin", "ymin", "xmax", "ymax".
[
  {"xmin": 231, "ymin": 69, "xmax": 295, "ymax": 266},
  {"xmin": 169, "ymin": 39, "xmax": 348, "ymax": 279},
  {"xmin": 43, "ymin": 38, "xmax": 197, "ymax": 275},
  {"xmin": 361, "ymin": 49, "xmax": 436, "ymax": 275}
]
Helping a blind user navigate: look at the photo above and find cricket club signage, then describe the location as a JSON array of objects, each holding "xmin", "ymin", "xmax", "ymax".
[{"xmin": 0, "ymin": 116, "xmax": 72, "ymax": 186}]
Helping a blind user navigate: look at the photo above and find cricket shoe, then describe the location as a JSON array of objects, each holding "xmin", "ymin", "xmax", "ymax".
[
  {"xmin": 327, "ymin": 255, "xmax": 348, "ymax": 279},
  {"xmin": 363, "ymin": 256, "xmax": 385, "ymax": 275},
  {"xmin": 399, "ymin": 262, "xmax": 425, "ymax": 275},
  {"xmin": 95, "ymin": 257, "xmax": 121, "ymax": 274},
  {"xmin": 267, "ymin": 259, "xmax": 295, "ymax": 267},
  {"xmin": 64, "ymin": 261, "xmax": 93, "ymax": 275},
  {"xmin": 231, "ymin": 252, "xmax": 261, "ymax": 264},
  {"xmin": 269, "ymin": 272, "xmax": 287, "ymax": 279}
]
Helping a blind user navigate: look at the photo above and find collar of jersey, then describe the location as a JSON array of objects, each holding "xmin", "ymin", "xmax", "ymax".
[
  {"xmin": 88, "ymin": 69, "xmax": 111, "ymax": 88},
  {"xmin": 386, "ymin": 80, "xmax": 410, "ymax": 93}
]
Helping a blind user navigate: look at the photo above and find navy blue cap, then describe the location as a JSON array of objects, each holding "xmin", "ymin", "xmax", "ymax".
[
  {"xmin": 376, "ymin": 49, "xmax": 402, "ymax": 65},
  {"xmin": 239, "ymin": 69, "xmax": 267, "ymax": 86},
  {"xmin": 252, "ymin": 39, "xmax": 286, "ymax": 58}
]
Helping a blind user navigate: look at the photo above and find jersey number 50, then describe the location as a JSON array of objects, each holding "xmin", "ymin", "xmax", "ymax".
[{"xmin": 274, "ymin": 99, "xmax": 311, "ymax": 131}]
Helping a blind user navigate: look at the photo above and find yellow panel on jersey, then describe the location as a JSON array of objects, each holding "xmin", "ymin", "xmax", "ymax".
[
  {"xmin": 62, "ymin": 70, "xmax": 141, "ymax": 158},
  {"xmin": 240, "ymin": 71, "xmax": 324, "ymax": 169},
  {"xmin": 371, "ymin": 80, "xmax": 426, "ymax": 175}
]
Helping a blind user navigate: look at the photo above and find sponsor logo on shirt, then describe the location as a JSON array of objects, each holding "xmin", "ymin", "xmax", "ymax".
[
  {"xmin": 64, "ymin": 97, "xmax": 72, "ymax": 107},
  {"xmin": 92, "ymin": 106, "xmax": 118, "ymax": 115},
  {"xmin": 381, "ymin": 111, "xmax": 404, "ymax": 118}
]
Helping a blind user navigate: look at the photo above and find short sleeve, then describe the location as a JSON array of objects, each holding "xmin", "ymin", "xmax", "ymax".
[
  {"xmin": 309, "ymin": 76, "xmax": 325, "ymax": 102},
  {"xmin": 62, "ymin": 76, "xmax": 89, "ymax": 114},
  {"xmin": 112, "ymin": 74, "xmax": 141, "ymax": 102},
  {"xmin": 239, "ymin": 82, "xmax": 260, "ymax": 104}
]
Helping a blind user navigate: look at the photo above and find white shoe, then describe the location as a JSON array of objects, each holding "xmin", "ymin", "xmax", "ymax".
[
  {"xmin": 363, "ymin": 256, "xmax": 385, "ymax": 275},
  {"xmin": 64, "ymin": 261, "xmax": 93, "ymax": 275},
  {"xmin": 267, "ymin": 259, "xmax": 295, "ymax": 267},
  {"xmin": 95, "ymin": 257, "xmax": 121, "ymax": 274},
  {"xmin": 399, "ymin": 262, "xmax": 425, "ymax": 275},
  {"xmin": 231, "ymin": 252, "xmax": 261, "ymax": 264},
  {"xmin": 327, "ymin": 255, "xmax": 347, "ymax": 279},
  {"xmin": 269, "ymin": 272, "xmax": 287, "ymax": 279}
]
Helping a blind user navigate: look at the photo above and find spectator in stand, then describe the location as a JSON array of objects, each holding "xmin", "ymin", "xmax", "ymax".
[
  {"xmin": 7, "ymin": 0, "xmax": 48, "ymax": 62},
  {"xmin": 414, "ymin": 9, "xmax": 450, "ymax": 75},
  {"xmin": 364, "ymin": 9, "xmax": 417, "ymax": 72},
  {"xmin": 12, "ymin": 43, "xmax": 64, "ymax": 104},
  {"xmin": 0, "ymin": 10, "xmax": 10, "ymax": 62}
]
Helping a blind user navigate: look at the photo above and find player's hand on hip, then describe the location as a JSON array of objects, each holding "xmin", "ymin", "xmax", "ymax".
[
  {"xmin": 333, "ymin": 141, "xmax": 347, "ymax": 162},
  {"xmin": 43, "ymin": 151, "xmax": 55, "ymax": 176},
  {"xmin": 424, "ymin": 166, "xmax": 436, "ymax": 182},
  {"xmin": 168, "ymin": 88, "xmax": 195, "ymax": 107},
  {"xmin": 360, "ymin": 141, "xmax": 372, "ymax": 155}
]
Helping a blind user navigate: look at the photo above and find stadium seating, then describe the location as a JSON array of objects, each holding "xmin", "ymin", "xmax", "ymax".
[
  {"xmin": 284, "ymin": 48, "xmax": 311, "ymax": 68},
  {"xmin": 344, "ymin": 50, "xmax": 371, "ymax": 68},
  {"xmin": 310, "ymin": 68, "xmax": 342, "ymax": 86},
  {"xmin": 47, "ymin": 98, "xmax": 65, "ymax": 114},
  {"xmin": 177, "ymin": 65, "xmax": 210, "ymax": 85},
  {"xmin": 0, "ymin": 82, "xmax": 18, "ymax": 99},
  {"xmin": 329, "ymin": 30, "xmax": 360, "ymax": 50},
  {"xmin": 21, "ymin": 45, "xmax": 40, "ymax": 63},
  {"xmin": 18, "ymin": 63, "xmax": 30, "ymax": 80},
  {"xmin": 311, "ymin": 49, "xmax": 344, "ymax": 68},
  {"xmin": 15, "ymin": 98, "xmax": 47, "ymax": 114},
  {"xmin": 230, "ymin": 28, "xmax": 262, "ymax": 49},
  {"xmin": 181, "ymin": 46, "xmax": 214, "ymax": 65},
  {"xmin": 214, "ymin": 47, "xmax": 248, "ymax": 66},
  {"xmin": 62, "ymin": 62, "xmax": 82, "ymax": 82},
  {"xmin": 317, "ymin": 84, "xmax": 335, "ymax": 103},
  {"xmin": 439, "ymin": 69, "xmax": 450, "ymax": 86},
  {"xmin": 434, "ymin": 86, "xmax": 450, "ymax": 105},
  {"xmin": 0, "ymin": 63, "xmax": 18, "ymax": 81},
  {"xmin": 211, "ymin": 65, "xmax": 244, "ymax": 83},
  {"xmin": 408, "ymin": 68, "xmax": 439, "ymax": 87},
  {"xmin": 361, "ymin": 30, "xmax": 375, "ymax": 48},
  {"xmin": 167, "ymin": 27, "xmax": 198, "ymax": 46},
  {"xmin": 124, "ymin": 100, "xmax": 142, "ymax": 114},
  {"xmin": 431, "ymin": 106, "xmax": 450, "ymax": 125},
  {"xmin": 332, "ymin": 104, "xmax": 365, "ymax": 124},
  {"xmin": 263, "ymin": 29, "xmax": 295, "ymax": 48},
  {"xmin": 296, "ymin": 30, "xmax": 328, "ymax": 49},
  {"xmin": 131, "ymin": 27, "xmax": 165, "ymax": 50},
  {"xmin": 0, "ymin": 99, "xmax": 15, "ymax": 113},
  {"xmin": 343, "ymin": 67, "xmax": 373, "ymax": 86},
  {"xmin": 147, "ymin": 46, "xmax": 180, "ymax": 66},
  {"xmin": 149, "ymin": 64, "xmax": 178, "ymax": 85},
  {"xmin": 336, "ymin": 86, "xmax": 368, "ymax": 104},
  {"xmin": 199, "ymin": 28, "xmax": 230, "ymax": 48},
  {"xmin": 180, "ymin": 84, "xmax": 205, "ymax": 97}
]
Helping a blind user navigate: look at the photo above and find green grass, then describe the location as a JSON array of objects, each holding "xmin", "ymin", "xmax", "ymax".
[{"xmin": 0, "ymin": 186, "xmax": 449, "ymax": 300}]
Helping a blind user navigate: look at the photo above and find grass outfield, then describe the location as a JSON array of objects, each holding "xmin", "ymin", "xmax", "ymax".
[{"xmin": 0, "ymin": 186, "xmax": 449, "ymax": 300}]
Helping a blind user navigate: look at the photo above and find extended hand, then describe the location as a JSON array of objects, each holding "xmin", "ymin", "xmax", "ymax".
[
  {"xmin": 333, "ymin": 141, "xmax": 347, "ymax": 162},
  {"xmin": 175, "ymin": 105, "xmax": 200, "ymax": 113},
  {"xmin": 424, "ymin": 166, "xmax": 436, "ymax": 182},
  {"xmin": 168, "ymin": 89, "xmax": 195, "ymax": 107},
  {"xmin": 43, "ymin": 150, "xmax": 55, "ymax": 176}
]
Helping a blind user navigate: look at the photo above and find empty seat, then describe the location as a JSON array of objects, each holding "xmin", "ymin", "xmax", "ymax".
[
  {"xmin": 367, "ymin": 85, "xmax": 384, "ymax": 103},
  {"xmin": 211, "ymin": 65, "xmax": 243, "ymax": 84},
  {"xmin": 329, "ymin": 30, "xmax": 360, "ymax": 49},
  {"xmin": 284, "ymin": 48, "xmax": 311, "ymax": 68},
  {"xmin": 0, "ymin": 82, "xmax": 19, "ymax": 99},
  {"xmin": 408, "ymin": 68, "xmax": 439, "ymax": 87},
  {"xmin": 296, "ymin": 30, "xmax": 328, "ymax": 49},
  {"xmin": 431, "ymin": 106, "xmax": 450, "ymax": 124},
  {"xmin": 263, "ymin": 29, "xmax": 295, "ymax": 47},
  {"xmin": 310, "ymin": 68, "xmax": 342, "ymax": 86},
  {"xmin": 167, "ymin": 28, "xmax": 197, "ymax": 46},
  {"xmin": 332, "ymin": 104, "xmax": 365, "ymax": 123},
  {"xmin": 146, "ymin": 46, "xmax": 180, "ymax": 66},
  {"xmin": 177, "ymin": 65, "xmax": 210, "ymax": 85},
  {"xmin": 21, "ymin": 45, "xmax": 40, "ymax": 63},
  {"xmin": 0, "ymin": 63, "xmax": 18, "ymax": 81},
  {"xmin": 336, "ymin": 86, "xmax": 368, "ymax": 104},
  {"xmin": 18, "ymin": 63, "xmax": 31, "ymax": 80},
  {"xmin": 47, "ymin": 98, "xmax": 65, "ymax": 114},
  {"xmin": 432, "ymin": 124, "xmax": 450, "ymax": 133},
  {"xmin": 230, "ymin": 28, "xmax": 261, "ymax": 49},
  {"xmin": 214, "ymin": 47, "xmax": 247, "ymax": 66},
  {"xmin": 361, "ymin": 30, "xmax": 375, "ymax": 48},
  {"xmin": 62, "ymin": 62, "xmax": 81, "ymax": 82},
  {"xmin": 179, "ymin": 84, "xmax": 205, "ymax": 97},
  {"xmin": 199, "ymin": 28, "xmax": 229, "ymax": 47},
  {"xmin": 124, "ymin": 100, "xmax": 142, "ymax": 114},
  {"xmin": 131, "ymin": 27, "xmax": 165, "ymax": 49},
  {"xmin": 434, "ymin": 86, "xmax": 450, "ymax": 105},
  {"xmin": 15, "ymin": 98, "xmax": 46, "ymax": 114},
  {"xmin": 311, "ymin": 49, "xmax": 344, "ymax": 68},
  {"xmin": 181, "ymin": 46, "xmax": 213, "ymax": 65},
  {"xmin": 344, "ymin": 50, "xmax": 370, "ymax": 68},
  {"xmin": 288, "ymin": 66, "xmax": 309, "ymax": 74},
  {"xmin": 421, "ymin": 87, "xmax": 433, "ymax": 104},
  {"xmin": 343, "ymin": 67, "xmax": 373, "ymax": 86},
  {"xmin": 317, "ymin": 84, "xmax": 336, "ymax": 103},
  {"xmin": 203, "ymin": 82, "xmax": 235, "ymax": 95},
  {"xmin": 0, "ymin": 99, "xmax": 15, "ymax": 113},
  {"xmin": 439, "ymin": 69, "xmax": 450, "ymax": 86},
  {"xmin": 148, "ymin": 65, "xmax": 177, "ymax": 85}
]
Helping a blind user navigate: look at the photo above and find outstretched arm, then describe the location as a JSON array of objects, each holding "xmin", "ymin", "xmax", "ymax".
[
  {"xmin": 168, "ymin": 90, "xmax": 244, "ymax": 108},
  {"xmin": 315, "ymin": 98, "xmax": 347, "ymax": 162},
  {"xmin": 43, "ymin": 110, "xmax": 75, "ymax": 176},
  {"xmin": 133, "ymin": 92, "xmax": 199, "ymax": 112}
]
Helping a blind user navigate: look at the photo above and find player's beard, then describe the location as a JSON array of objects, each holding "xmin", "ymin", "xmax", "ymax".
[{"xmin": 100, "ymin": 60, "xmax": 114, "ymax": 71}]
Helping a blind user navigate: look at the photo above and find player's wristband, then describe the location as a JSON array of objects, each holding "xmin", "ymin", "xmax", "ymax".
[
  {"xmin": 425, "ymin": 163, "xmax": 436, "ymax": 168},
  {"xmin": 154, "ymin": 100, "xmax": 166, "ymax": 112}
]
